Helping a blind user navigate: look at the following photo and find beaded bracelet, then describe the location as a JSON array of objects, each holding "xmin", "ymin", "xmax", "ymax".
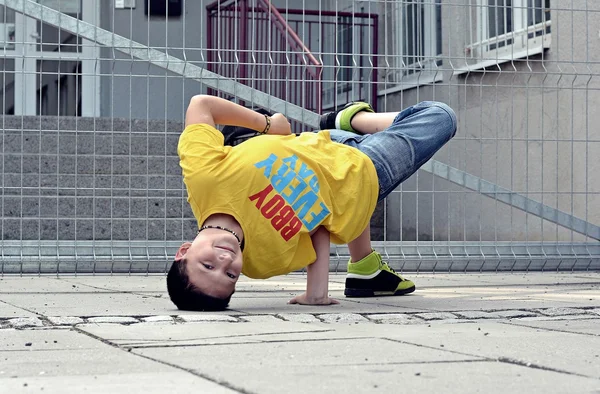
[{"xmin": 258, "ymin": 114, "xmax": 271, "ymax": 135}]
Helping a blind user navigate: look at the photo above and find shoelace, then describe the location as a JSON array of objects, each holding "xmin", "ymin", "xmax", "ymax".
[
  {"xmin": 381, "ymin": 261, "xmax": 396, "ymax": 273},
  {"xmin": 381, "ymin": 261, "xmax": 405, "ymax": 280},
  {"xmin": 374, "ymin": 253, "xmax": 404, "ymax": 279}
]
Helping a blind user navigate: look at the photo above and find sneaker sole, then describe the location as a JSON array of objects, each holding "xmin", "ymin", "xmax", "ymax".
[{"xmin": 344, "ymin": 285, "xmax": 416, "ymax": 297}]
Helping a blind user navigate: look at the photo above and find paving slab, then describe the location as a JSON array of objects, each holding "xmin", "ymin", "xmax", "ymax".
[
  {"xmin": 61, "ymin": 274, "xmax": 329, "ymax": 294},
  {"xmin": 0, "ymin": 329, "xmax": 186, "ymax": 379},
  {"xmin": 526, "ymin": 288, "xmax": 600, "ymax": 305},
  {"xmin": 3, "ymin": 272, "xmax": 599, "ymax": 293},
  {"xmin": 230, "ymin": 295, "xmax": 426, "ymax": 314},
  {"xmin": 140, "ymin": 315, "xmax": 175, "ymax": 323},
  {"xmin": 130, "ymin": 360, "xmax": 599, "ymax": 394},
  {"xmin": 7, "ymin": 317, "xmax": 44, "ymax": 328},
  {"xmin": 366, "ymin": 313, "xmax": 422, "ymax": 324},
  {"xmin": 60, "ymin": 276, "xmax": 167, "ymax": 293},
  {"xmin": 453, "ymin": 310, "xmax": 501, "ymax": 319},
  {"xmin": 1, "ymin": 329, "xmax": 107, "ymax": 352},
  {"xmin": 0, "ymin": 277, "xmax": 112, "ymax": 293},
  {"xmin": 414, "ymin": 312, "xmax": 459, "ymax": 321},
  {"xmin": 239, "ymin": 314, "xmax": 286, "ymax": 323},
  {"xmin": 2, "ymin": 343, "xmax": 169, "ymax": 378},
  {"xmin": 493, "ymin": 309, "xmax": 538, "ymax": 318},
  {"xmin": 87, "ymin": 316, "xmax": 140, "ymax": 324},
  {"xmin": 46, "ymin": 316, "xmax": 85, "ymax": 325},
  {"xmin": 0, "ymin": 293, "xmax": 174, "ymax": 316},
  {"xmin": 505, "ymin": 319, "xmax": 600, "ymax": 336},
  {"xmin": 0, "ymin": 372, "xmax": 237, "ymax": 394},
  {"xmin": 131, "ymin": 336, "xmax": 600, "ymax": 392},
  {"xmin": 317, "ymin": 313, "xmax": 369, "ymax": 324},
  {"xmin": 179, "ymin": 314, "xmax": 238, "ymax": 323},
  {"xmin": 1, "ymin": 273, "xmax": 600, "ymax": 394},
  {"xmin": 277, "ymin": 313, "xmax": 321, "ymax": 323},
  {"xmin": 535, "ymin": 307, "xmax": 591, "ymax": 316},
  {"xmin": 408, "ymin": 272, "xmax": 600, "ymax": 287},
  {"xmin": 0, "ymin": 301, "xmax": 37, "ymax": 318},
  {"xmin": 77, "ymin": 321, "xmax": 335, "ymax": 348},
  {"xmin": 234, "ymin": 272, "xmax": 600, "ymax": 293},
  {"xmin": 327, "ymin": 272, "xmax": 600, "ymax": 287},
  {"xmin": 516, "ymin": 315, "xmax": 599, "ymax": 322},
  {"xmin": 352, "ymin": 320, "xmax": 600, "ymax": 378},
  {"xmin": 134, "ymin": 337, "xmax": 481, "ymax": 372},
  {"xmin": 236, "ymin": 275, "xmax": 346, "ymax": 293},
  {"xmin": 349, "ymin": 285, "xmax": 600, "ymax": 312}
]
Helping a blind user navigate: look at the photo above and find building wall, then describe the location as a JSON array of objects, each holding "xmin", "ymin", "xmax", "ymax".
[
  {"xmin": 99, "ymin": 0, "xmax": 204, "ymax": 120},
  {"xmin": 382, "ymin": 3, "xmax": 600, "ymax": 242}
]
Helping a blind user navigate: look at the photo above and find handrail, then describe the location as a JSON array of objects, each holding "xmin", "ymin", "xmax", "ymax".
[
  {"xmin": 255, "ymin": 0, "xmax": 321, "ymax": 69},
  {"xmin": 206, "ymin": 0, "xmax": 322, "ymax": 76}
]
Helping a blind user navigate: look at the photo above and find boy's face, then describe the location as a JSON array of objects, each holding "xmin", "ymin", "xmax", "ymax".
[{"xmin": 175, "ymin": 230, "xmax": 243, "ymax": 298}]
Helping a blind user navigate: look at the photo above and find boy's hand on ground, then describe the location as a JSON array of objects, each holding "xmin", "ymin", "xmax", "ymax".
[
  {"xmin": 268, "ymin": 113, "xmax": 292, "ymax": 136},
  {"xmin": 288, "ymin": 292, "xmax": 340, "ymax": 306}
]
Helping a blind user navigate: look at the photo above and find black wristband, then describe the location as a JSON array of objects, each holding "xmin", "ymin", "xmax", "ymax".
[{"xmin": 259, "ymin": 114, "xmax": 271, "ymax": 135}]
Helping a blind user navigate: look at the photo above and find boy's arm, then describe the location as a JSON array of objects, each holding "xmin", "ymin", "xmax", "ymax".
[
  {"xmin": 289, "ymin": 226, "xmax": 339, "ymax": 306},
  {"xmin": 185, "ymin": 94, "xmax": 291, "ymax": 135}
]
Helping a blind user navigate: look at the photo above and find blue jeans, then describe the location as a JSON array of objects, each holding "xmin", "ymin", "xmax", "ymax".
[{"xmin": 328, "ymin": 101, "xmax": 457, "ymax": 201}]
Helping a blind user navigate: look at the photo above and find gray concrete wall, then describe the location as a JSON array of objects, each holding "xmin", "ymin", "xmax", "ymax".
[
  {"xmin": 0, "ymin": 116, "xmax": 197, "ymax": 242},
  {"xmin": 0, "ymin": 114, "xmax": 389, "ymax": 243}
]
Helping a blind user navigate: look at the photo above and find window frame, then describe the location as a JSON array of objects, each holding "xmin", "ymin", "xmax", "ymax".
[
  {"xmin": 322, "ymin": 11, "xmax": 370, "ymax": 110},
  {"xmin": 380, "ymin": 0, "xmax": 443, "ymax": 95},
  {"xmin": 456, "ymin": 0, "xmax": 551, "ymax": 74}
]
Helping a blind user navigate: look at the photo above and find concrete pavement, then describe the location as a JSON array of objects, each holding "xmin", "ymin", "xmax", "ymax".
[{"xmin": 1, "ymin": 272, "xmax": 599, "ymax": 393}]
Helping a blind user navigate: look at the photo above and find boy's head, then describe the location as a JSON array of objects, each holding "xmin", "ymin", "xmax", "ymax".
[{"xmin": 167, "ymin": 229, "xmax": 243, "ymax": 311}]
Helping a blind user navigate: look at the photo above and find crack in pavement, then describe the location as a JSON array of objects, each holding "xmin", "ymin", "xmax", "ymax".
[
  {"xmin": 384, "ymin": 336, "xmax": 599, "ymax": 380},
  {"xmin": 122, "ymin": 335, "xmax": 364, "ymax": 349},
  {"xmin": 1, "ymin": 308, "xmax": 599, "ymax": 329},
  {"xmin": 496, "ymin": 356, "xmax": 596, "ymax": 379},
  {"xmin": 500, "ymin": 320, "xmax": 600, "ymax": 337},
  {"xmin": 132, "ymin": 351, "xmax": 257, "ymax": 394},
  {"xmin": 0, "ymin": 299, "xmax": 46, "ymax": 318},
  {"xmin": 72, "ymin": 326, "xmax": 254, "ymax": 394}
]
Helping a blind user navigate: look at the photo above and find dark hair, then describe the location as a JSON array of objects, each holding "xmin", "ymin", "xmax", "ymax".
[{"xmin": 166, "ymin": 259, "xmax": 233, "ymax": 311}]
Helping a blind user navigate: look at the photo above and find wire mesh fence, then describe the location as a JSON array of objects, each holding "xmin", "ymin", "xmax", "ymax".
[{"xmin": 0, "ymin": 0, "xmax": 598, "ymax": 274}]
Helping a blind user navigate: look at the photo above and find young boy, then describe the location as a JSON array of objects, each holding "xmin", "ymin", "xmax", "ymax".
[{"xmin": 167, "ymin": 95, "xmax": 457, "ymax": 310}]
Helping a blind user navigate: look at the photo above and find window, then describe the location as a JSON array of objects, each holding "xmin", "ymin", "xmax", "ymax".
[
  {"xmin": 383, "ymin": 0, "xmax": 442, "ymax": 92},
  {"xmin": 337, "ymin": 15, "xmax": 354, "ymax": 84},
  {"xmin": 0, "ymin": 6, "xmax": 16, "ymax": 50},
  {"xmin": 322, "ymin": 9, "xmax": 376, "ymax": 109},
  {"xmin": 467, "ymin": 0, "xmax": 551, "ymax": 65}
]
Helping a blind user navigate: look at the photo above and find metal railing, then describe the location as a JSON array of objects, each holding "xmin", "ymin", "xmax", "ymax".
[
  {"xmin": 206, "ymin": 0, "xmax": 323, "ymax": 129},
  {"xmin": 0, "ymin": 0, "xmax": 598, "ymax": 274},
  {"xmin": 206, "ymin": 0, "xmax": 379, "ymax": 124}
]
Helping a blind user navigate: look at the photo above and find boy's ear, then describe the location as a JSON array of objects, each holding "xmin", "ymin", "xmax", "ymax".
[{"xmin": 175, "ymin": 242, "xmax": 193, "ymax": 261}]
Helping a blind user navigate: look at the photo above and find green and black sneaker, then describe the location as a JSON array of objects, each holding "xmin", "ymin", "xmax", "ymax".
[
  {"xmin": 345, "ymin": 251, "xmax": 416, "ymax": 297},
  {"xmin": 319, "ymin": 101, "xmax": 374, "ymax": 134}
]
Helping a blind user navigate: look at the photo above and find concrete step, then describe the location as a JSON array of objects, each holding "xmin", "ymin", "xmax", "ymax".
[{"xmin": 1, "ymin": 115, "xmax": 197, "ymax": 242}]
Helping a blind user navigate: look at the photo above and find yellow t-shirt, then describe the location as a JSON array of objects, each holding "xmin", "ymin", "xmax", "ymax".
[{"xmin": 178, "ymin": 124, "xmax": 378, "ymax": 279}]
